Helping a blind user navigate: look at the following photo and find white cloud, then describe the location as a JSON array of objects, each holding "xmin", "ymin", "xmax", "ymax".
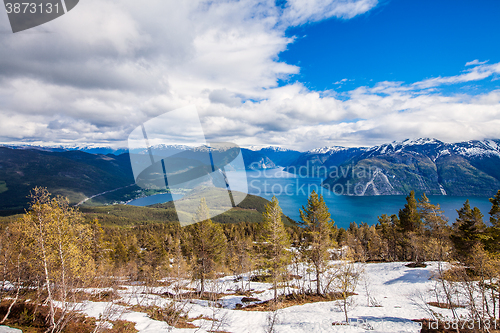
[
  {"xmin": 412, "ymin": 62, "xmax": 500, "ymax": 89},
  {"xmin": 281, "ymin": 0, "xmax": 378, "ymax": 26},
  {"xmin": 208, "ymin": 89, "xmax": 242, "ymax": 107},
  {"xmin": 1, "ymin": 0, "xmax": 499, "ymax": 152},
  {"xmin": 465, "ymin": 59, "xmax": 489, "ymax": 66},
  {"xmin": 334, "ymin": 78, "xmax": 350, "ymax": 85}
]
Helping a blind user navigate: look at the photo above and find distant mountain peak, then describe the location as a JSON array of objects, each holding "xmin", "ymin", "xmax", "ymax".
[
  {"xmin": 365, "ymin": 138, "xmax": 446, "ymax": 156},
  {"xmin": 149, "ymin": 143, "xmax": 192, "ymax": 150},
  {"xmin": 260, "ymin": 146, "xmax": 294, "ymax": 152},
  {"xmin": 308, "ymin": 146, "xmax": 349, "ymax": 154},
  {"xmin": 398, "ymin": 138, "xmax": 443, "ymax": 145}
]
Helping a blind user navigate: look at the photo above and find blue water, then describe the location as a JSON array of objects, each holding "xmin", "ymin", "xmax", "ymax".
[{"xmin": 128, "ymin": 168, "xmax": 494, "ymax": 229}]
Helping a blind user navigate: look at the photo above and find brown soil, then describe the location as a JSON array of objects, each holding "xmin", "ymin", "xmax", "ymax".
[
  {"xmin": 406, "ymin": 262, "xmax": 428, "ymax": 268},
  {"xmin": 0, "ymin": 301, "xmax": 95, "ymax": 333},
  {"xmin": 241, "ymin": 297, "xmax": 261, "ymax": 303},
  {"xmin": 427, "ymin": 301, "xmax": 464, "ymax": 309},
  {"xmin": 161, "ymin": 291, "xmax": 229, "ymax": 301},
  {"xmin": 242, "ymin": 292, "xmax": 356, "ymax": 311}
]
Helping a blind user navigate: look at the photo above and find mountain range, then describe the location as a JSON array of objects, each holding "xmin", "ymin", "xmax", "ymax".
[
  {"xmin": 0, "ymin": 138, "xmax": 499, "ymax": 210},
  {"xmin": 317, "ymin": 138, "xmax": 500, "ymax": 197}
]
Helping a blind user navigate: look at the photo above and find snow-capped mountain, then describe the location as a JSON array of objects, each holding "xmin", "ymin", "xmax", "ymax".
[
  {"xmin": 364, "ymin": 138, "xmax": 444, "ymax": 157},
  {"xmin": 319, "ymin": 138, "xmax": 500, "ymax": 197},
  {"xmin": 308, "ymin": 146, "xmax": 354, "ymax": 154},
  {"xmin": 0, "ymin": 144, "xmax": 129, "ymax": 155},
  {"xmin": 363, "ymin": 138, "xmax": 500, "ymax": 160},
  {"xmin": 451, "ymin": 139, "xmax": 500, "ymax": 158},
  {"xmin": 259, "ymin": 146, "xmax": 294, "ymax": 152},
  {"xmin": 258, "ymin": 146, "xmax": 302, "ymax": 167},
  {"xmin": 285, "ymin": 146, "xmax": 367, "ymax": 176},
  {"xmin": 4, "ymin": 138, "xmax": 500, "ymax": 196}
]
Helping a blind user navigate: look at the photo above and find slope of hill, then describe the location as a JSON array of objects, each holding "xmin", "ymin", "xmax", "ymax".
[
  {"xmin": 257, "ymin": 147, "xmax": 302, "ymax": 167},
  {"xmin": 81, "ymin": 144, "xmax": 277, "ymax": 170},
  {"xmin": 284, "ymin": 146, "xmax": 367, "ymax": 177},
  {"xmin": 0, "ymin": 145, "xmax": 278, "ymax": 211},
  {"xmin": 0, "ymin": 147, "xmax": 137, "ymax": 209},
  {"xmin": 321, "ymin": 138, "xmax": 500, "ymax": 196},
  {"xmin": 240, "ymin": 148, "xmax": 276, "ymax": 169},
  {"xmin": 2, "ymin": 138, "xmax": 500, "ymax": 207},
  {"xmin": 79, "ymin": 193, "xmax": 296, "ymax": 226}
]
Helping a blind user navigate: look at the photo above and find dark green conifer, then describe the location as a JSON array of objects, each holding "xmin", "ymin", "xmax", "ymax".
[
  {"xmin": 398, "ymin": 190, "xmax": 422, "ymax": 233},
  {"xmin": 300, "ymin": 190, "xmax": 334, "ymax": 295},
  {"xmin": 114, "ymin": 238, "xmax": 128, "ymax": 266},
  {"xmin": 191, "ymin": 198, "xmax": 227, "ymax": 294},
  {"xmin": 489, "ymin": 190, "xmax": 500, "ymax": 227},
  {"xmin": 417, "ymin": 193, "xmax": 451, "ymax": 260},
  {"xmin": 260, "ymin": 196, "xmax": 291, "ymax": 301},
  {"xmin": 484, "ymin": 190, "xmax": 500, "ymax": 253},
  {"xmin": 450, "ymin": 200, "xmax": 486, "ymax": 262}
]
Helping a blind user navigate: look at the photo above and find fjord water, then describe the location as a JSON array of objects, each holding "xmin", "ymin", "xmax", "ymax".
[{"xmin": 129, "ymin": 168, "xmax": 493, "ymax": 229}]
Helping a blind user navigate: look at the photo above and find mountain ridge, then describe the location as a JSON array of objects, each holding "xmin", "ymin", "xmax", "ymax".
[
  {"xmin": 318, "ymin": 138, "xmax": 500, "ymax": 197},
  {"xmin": 1, "ymin": 138, "xmax": 499, "ymax": 209}
]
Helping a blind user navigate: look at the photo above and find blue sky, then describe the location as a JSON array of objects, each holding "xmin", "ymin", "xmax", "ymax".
[
  {"xmin": 0, "ymin": 0, "xmax": 499, "ymax": 150},
  {"xmin": 280, "ymin": 0, "xmax": 500, "ymax": 94}
]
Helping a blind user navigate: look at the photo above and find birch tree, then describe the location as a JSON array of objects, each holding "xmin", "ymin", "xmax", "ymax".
[{"xmin": 17, "ymin": 187, "xmax": 93, "ymax": 333}]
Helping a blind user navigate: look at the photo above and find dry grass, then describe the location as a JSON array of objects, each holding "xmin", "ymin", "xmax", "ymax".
[
  {"xmin": 0, "ymin": 301, "xmax": 95, "ymax": 333},
  {"xmin": 65, "ymin": 289, "xmax": 120, "ymax": 302},
  {"xmin": 0, "ymin": 299, "xmax": 139, "ymax": 333},
  {"xmin": 427, "ymin": 301, "xmax": 464, "ymax": 309},
  {"xmin": 128, "ymin": 303, "xmax": 196, "ymax": 329},
  {"xmin": 241, "ymin": 292, "xmax": 356, "ymax": 311},
  {"xmin": 441, "ymin": 266, "xmax": 481, "ymax": 282},
  {"xmin": 160, "ymin": 291, "xmax": 230, "ymax": 301}
]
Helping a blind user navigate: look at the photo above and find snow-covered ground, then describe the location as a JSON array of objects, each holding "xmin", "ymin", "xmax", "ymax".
[{"xmin": 75, "ymin": 262, "xmax": 468, "ymax": 333}]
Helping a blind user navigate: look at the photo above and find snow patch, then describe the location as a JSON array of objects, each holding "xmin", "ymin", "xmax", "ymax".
[
  {"xmin": 308, "ymin": 146, "xmax": 347, "ymax": 154},
  {"xmin": 72, "ymin": 262, "xmax": 459, "ymax": 333},
  {"xmin": 439, "ymin": 184, "xmax": 447, "ymax": 195}
]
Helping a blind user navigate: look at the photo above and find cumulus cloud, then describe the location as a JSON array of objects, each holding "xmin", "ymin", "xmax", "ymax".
[
  {"xmin": 208, "ymin": 89, "xmax": 242, "ymax": 107},
  {"xmin": 1, "ymin": 0, "xmax": 499, "ymax": 151}
]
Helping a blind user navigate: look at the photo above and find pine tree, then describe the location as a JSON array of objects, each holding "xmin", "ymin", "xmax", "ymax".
[
  {"xmin": 489, "ymin": 190, "xmax": 500, "ymax": 227},
  {"xmin": 114, "ymin": 238, "xmax": 128, "ymax": 266},
  {"xmin": 398, "ymin": 190, "xmax": 422, "ymax": 233},
  {"xmin": 260, "ymin": 196, "xmax": 291, "ymax": 301},
  {"xmin": 398, "ymin": 191, "xmax": 422, "ymax": 261},
  {"xmin": 486, "ymin": 190, "xmax": 500, "ymax": 254},
  {"xmin": 377, "ymin": 214, "xmax": 399, "ymax": 261},
  {"xmin": 300, "ymin": 190, "xmax": 333, "ymax": 295},
  {"xmin": 191, "ymin": 198, "xmax": 227, "ymax": 294},
  {"xmin": 417, "ymin": 194, "xmax": 451, "ymax": 261},
  {"xmin": 89, "ymin": 218, "xmax": 105, "ymax": 271},
  {"xmin": 451, "ymin": 199, "xmax": 486, "ymax": 262}
]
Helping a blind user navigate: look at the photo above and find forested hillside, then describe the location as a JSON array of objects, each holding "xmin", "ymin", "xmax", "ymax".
[{"xmin": 0, "ymin": 147, "xmax": 137, "ymax": 209}]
